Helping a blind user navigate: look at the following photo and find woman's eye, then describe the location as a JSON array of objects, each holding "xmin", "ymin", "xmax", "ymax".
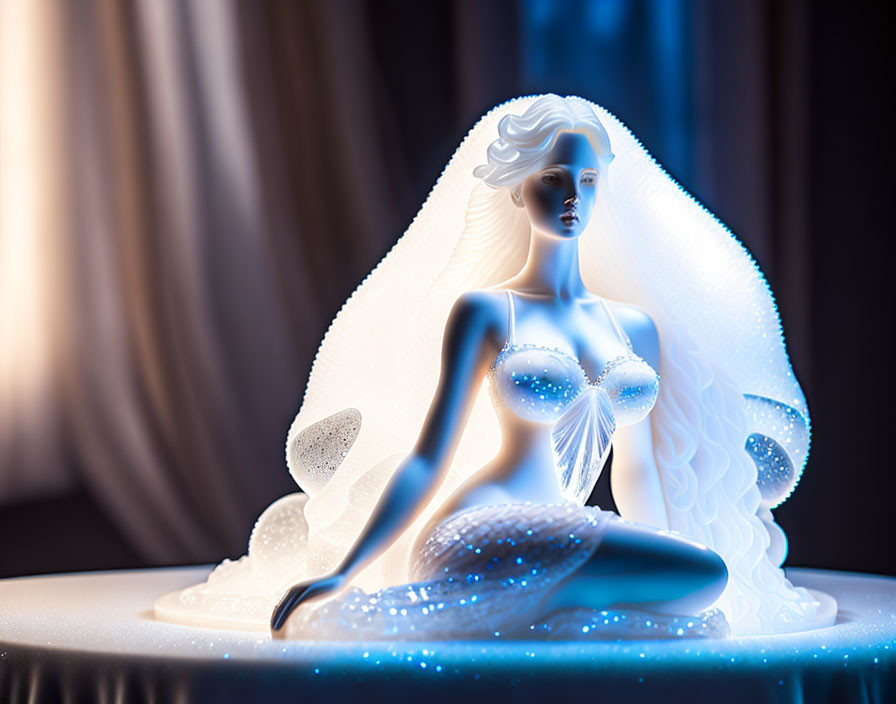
[
  {"xmin": 541, "ymin": 173, "xmax": 558, "ymax": 184},
  {"xmin": 580, "ymin": 173, "xmax": 596, "ymax": 186}
]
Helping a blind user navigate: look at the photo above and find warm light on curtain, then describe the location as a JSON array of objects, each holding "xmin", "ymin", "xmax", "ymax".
[
  {"xmin": 0, "ymin": 0, "xmax": 69, "ymax": 500},
  {"xmin": 0, "ymin": 0, "xmax": 409, "ymax": 564}
]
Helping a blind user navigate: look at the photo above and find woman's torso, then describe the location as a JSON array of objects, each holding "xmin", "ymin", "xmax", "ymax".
[{"xmin": 437, "ymin": 289, "xmax": 660, "ymax": 517}]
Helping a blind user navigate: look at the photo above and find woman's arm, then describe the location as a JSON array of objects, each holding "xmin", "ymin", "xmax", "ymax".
[
  {"xmin": 608, "ymin": 303, "xmax": 670, "ymax": 530},
  {"xmin": 272, "ymin": 292, "xmax": 499, "ymax": 629}
]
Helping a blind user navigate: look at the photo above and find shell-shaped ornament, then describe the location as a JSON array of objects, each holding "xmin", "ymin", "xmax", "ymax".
[
  {"xmin": 742, "ymin": 394, "xmax": 810, "ymax": 508},
  {"xmin": 287, "ymin": 408, "xmax": 362, "ymax": 495},
  {"xmin": 552, "ymin": 385, "xmax": 616, "ymax": 504}
]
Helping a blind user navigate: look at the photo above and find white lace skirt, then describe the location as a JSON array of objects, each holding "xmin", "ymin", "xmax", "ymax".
[{"xmin": 283, "ymin": 502, "xmax": 617, "ymax": 640}]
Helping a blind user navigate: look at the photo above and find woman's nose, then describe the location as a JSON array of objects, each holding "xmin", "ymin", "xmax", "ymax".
[{"xmin": 564, "ymin": 193, "xmax": 579, "ymax": 208}]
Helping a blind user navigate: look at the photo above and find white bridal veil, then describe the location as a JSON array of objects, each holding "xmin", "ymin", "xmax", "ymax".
[{"xmin": 278, "ymin": 95, "xmax": 819, "ymax": 636}]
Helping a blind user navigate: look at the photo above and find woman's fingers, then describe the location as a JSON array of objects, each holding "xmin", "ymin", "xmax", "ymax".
[
  {"xmin": 270, "ymin": 584, "xmax": 310, "ymax": 631},
  {"xmin": 270, "ymin": 575, "xmax": 347, "ymax": 632}
]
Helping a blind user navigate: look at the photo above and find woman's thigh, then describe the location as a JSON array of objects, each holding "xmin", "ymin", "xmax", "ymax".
[{"xmin": 543, "ymin": 519, "xmax": 728, "ymax": 614}]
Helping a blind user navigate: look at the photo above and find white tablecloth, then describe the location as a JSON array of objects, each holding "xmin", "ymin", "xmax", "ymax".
[{"xmin": 1, "ymin": 566, "xmax": 893, "ymax": 703}]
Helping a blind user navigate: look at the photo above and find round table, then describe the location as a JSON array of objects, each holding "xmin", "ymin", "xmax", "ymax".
[{"xmin": 1, "ymin": 566, "xmax": 893, "ymax": 703}]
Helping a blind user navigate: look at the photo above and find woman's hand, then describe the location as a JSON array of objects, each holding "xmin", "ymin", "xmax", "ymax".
[{"xmin": 270, "ymin": 573, "xmax": 347, "ymax": 633}]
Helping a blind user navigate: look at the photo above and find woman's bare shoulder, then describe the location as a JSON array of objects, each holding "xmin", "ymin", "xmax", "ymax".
[
  {"xmin": 450, "ymin": 289, "xmax": 508, "ymax": 320},
  {"xmin": 606, "ymin": 301, "xmax": 656, "ymax": 332},
  {"xmin": 606, "ymin": 301, "xmax": 659, "ymax": 367},
  {"xmin": 444, "ymin": 289, "xmax": 508, "ymax": 344}
]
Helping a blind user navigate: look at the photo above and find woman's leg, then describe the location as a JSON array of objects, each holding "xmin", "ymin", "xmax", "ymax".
[{"xmin": 540, "ymin": 519, "xmax": 728, "ymax": 615}]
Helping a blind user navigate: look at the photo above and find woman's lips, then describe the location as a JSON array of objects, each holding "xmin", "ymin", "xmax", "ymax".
[{"xmin": 560, "ymin": 211, "xmax": 579, "ymax": 225}]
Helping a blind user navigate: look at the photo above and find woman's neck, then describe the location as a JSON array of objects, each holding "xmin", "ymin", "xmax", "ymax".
[{"xmin": 508, "ymin": 229, "xmax": 589, "ymax": 301}]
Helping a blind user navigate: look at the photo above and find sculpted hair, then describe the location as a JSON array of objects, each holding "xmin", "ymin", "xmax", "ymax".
[{"xmin": 473, "ymin": 94, "xmax": 615, "ymax": 192}]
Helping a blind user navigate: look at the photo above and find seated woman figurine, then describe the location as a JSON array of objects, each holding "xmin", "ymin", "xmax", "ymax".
[{"xmin": 157, "ymin": 95, "xmax": 827, "ymax": 640}]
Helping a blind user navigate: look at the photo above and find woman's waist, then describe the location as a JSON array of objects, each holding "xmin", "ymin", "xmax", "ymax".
[{"xmin": 455, "ymin": 449, "xmax": 568, "ymax": 510}]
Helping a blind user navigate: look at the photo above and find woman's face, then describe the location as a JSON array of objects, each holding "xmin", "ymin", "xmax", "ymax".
[{"xmin": 516, "ymin": 132, "xmax": 599, "ymax": 239}]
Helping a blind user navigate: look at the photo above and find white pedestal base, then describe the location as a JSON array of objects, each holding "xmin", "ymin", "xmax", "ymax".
[{"xmin": 1, "ymin": 567, "xmax": 892, "ymax": 703}]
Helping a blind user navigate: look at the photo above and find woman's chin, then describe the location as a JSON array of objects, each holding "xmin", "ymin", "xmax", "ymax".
[{"xmin": 541, "ymin": 225, "xmax": 583, "ymax": 239}]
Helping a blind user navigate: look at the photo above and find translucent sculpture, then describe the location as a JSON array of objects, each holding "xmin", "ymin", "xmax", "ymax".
[{"xmin": 155, "ymin": 95, "xmax": 834, "ymax": 639}]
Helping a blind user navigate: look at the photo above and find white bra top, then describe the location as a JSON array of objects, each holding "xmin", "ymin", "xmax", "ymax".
[{"xmin": 487, "ymin": 290, "xmax": 660, "ymax": 503}]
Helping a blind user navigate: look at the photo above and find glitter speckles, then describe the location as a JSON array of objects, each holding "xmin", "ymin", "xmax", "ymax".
[
  {"xmin": 288, "ymin": 408, "xmax": 362, "ymax": 494},
  {"xmin": 284, "ymin": 503, "xmax": 617, "ymax": 640},
  {"xmin": 489, "ymin": 345, "xmax": 586, "ymax": 423},
  {"xmin": 281, "ymin": 499, "xmax": 732, "ymax": 642},
  {"xmin": 599, "ymin": 356, "xmax": 659, "ymax": 427},
  {"xmin": 742, "ymin": 394, "xmax": 810, "ymax": 508},
  {"xmin": 534, "ymin": 606, "xmax": 730, "ymax": 640},
  {"xmin": 487, "ymin": 344, "xmax": 660, "ymax": 429}
]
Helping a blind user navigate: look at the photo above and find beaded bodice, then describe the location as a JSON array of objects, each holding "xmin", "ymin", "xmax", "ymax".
[{"xmin": 486, "ymin": 290, "xmax": 659, "ymax": 503}]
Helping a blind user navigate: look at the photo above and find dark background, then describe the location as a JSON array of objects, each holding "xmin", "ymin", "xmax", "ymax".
[{"xmin": 0, "ymin": 0, "xmax": 893, "ymax": 579}]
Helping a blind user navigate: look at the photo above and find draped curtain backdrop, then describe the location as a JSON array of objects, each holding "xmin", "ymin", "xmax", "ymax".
[
  {"xmin": 0, "ymin": 0, "xmax": 891, "ymax": 575},
  {"xmin": 1, "ymin": 0, "xmax": 413, "ymax": 563}
]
